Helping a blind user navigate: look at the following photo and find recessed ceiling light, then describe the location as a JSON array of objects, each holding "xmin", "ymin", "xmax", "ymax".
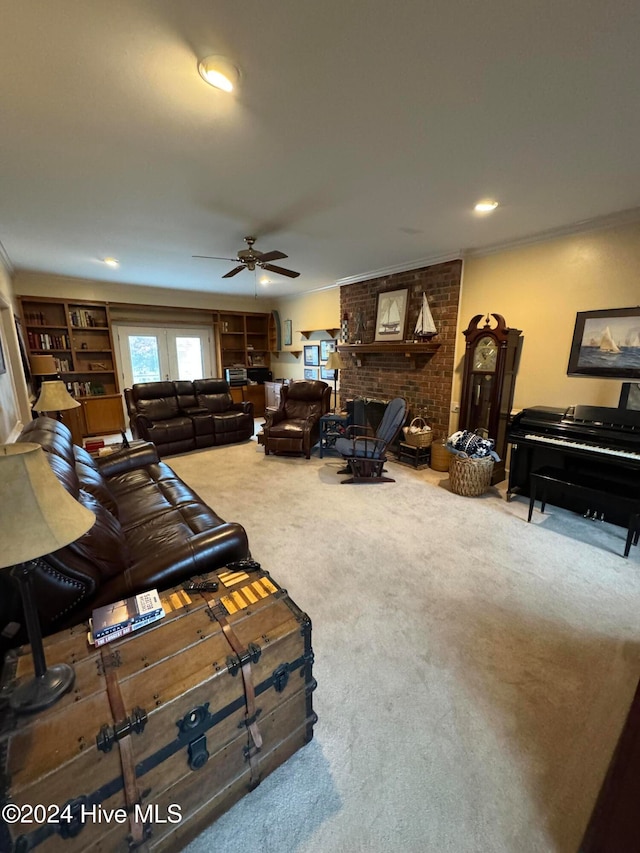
[
  {"xmin": 260, "ymin": 277, "xmax": 270, "ymax": 285},
  {"xmin": 103, "ymin": 257, "xmax": 120, "ymax": 267},
  {"xmin": 474, "ymin": 200, "xmax": 499, "ymax": 213},
  {"xmin": 198, "ymin": 55, "xmax": 239, "ymax": 92}
]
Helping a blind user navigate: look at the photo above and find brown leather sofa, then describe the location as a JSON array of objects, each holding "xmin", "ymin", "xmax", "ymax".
[
  {"xmin": 125, "ymin": 379, "xmax": 254, "ymax": 457},
  {"xmin": 0, "ymin": 416, "xmax": 250, "ymax": 649},
  {"xmin": 262, "ymin": 380, "xmax": 331, "ymax": 458}
]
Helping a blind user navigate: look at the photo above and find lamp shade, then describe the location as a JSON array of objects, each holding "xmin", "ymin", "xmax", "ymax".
[
  {"xmin": 34, "ymin": 381, "xmax": 80, "ymax": 413},
  {"xmin": 325, "ymin": 351, "xmax": 345, "ymax": 371},
  {"xmin": 29, "ymin": 355, "xmax": 58, "ymax": 376},
  {"xmin": 0, "ymin": 443, "xmax": 95, "ymax": 568}
]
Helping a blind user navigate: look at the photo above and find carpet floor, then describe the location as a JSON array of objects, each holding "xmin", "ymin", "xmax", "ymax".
[{"xmin": 165, "ymin": 438, "xmax": 640, "ymax": 853}]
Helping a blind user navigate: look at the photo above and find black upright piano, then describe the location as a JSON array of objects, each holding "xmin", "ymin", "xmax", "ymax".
[{"xmin": 507, "ymin": 404, "xmax": 640, "ymax": 527}]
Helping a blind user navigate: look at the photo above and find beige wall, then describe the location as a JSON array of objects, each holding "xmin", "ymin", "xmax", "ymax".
[
  {"xmin": 453, "ymin": 221, "xmax": 640, "ymax": 421},
  {"xmin": 11, "ymin": 219, "xmax": 640, "ymax": 428},
  {"xmin": 271, "ymin": 287, "xmax": 340, "ymax": 381},
  {"xmin": 13, "ymin": 271, "xmax": 277, "ymax": 313}
]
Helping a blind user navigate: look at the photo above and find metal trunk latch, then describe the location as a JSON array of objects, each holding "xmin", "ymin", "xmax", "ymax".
[
  {"xmin": 188, "ymin": 735, "xmax": 210, "ymax": 771},
  {"xmin": 272, "ymin": 662, "xmax": 290, "ymax": 693},
  {"xmin": 96, "ymin": 706, "xmax": 148, "ymax": 752}
]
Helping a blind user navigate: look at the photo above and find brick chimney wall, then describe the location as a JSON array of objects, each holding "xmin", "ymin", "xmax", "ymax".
[{"xmin": 339, "ymin": 259, "xmax": 462, "ymax": 441}]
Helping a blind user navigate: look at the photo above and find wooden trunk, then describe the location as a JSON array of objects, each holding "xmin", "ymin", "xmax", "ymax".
[{"xmin": 0, "ymin": 565, "xmax": 316, "ymax": 852}]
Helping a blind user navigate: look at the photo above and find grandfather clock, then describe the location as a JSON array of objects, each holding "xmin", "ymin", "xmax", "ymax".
[{"xmin": 458, "ymin": 313, "xmax": 522, "ymax": 484}]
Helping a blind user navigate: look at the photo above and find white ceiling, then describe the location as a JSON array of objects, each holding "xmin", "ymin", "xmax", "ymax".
[{"xmin": 1, "ymin": 1, "xmax": 640, "ymax": 298}]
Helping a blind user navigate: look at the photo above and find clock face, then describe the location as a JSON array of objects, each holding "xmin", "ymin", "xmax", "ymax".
[{"xmin": 473, "ymin": 336, "xmax": 498, "ymax": 371}]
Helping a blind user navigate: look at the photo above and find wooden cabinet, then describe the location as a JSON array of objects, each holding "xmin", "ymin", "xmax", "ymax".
[
  {"xmin": 217, "ymin": 311, "xmax": 270, "ymax": 369},
  {"xmin": 83, "ymin": 396, "xmax": 125, "ymax": 435},
  {"xmin": 244, "ymin": 384, "xmax": 265, "ymax": 418},
  {"xmin": 55, "ymin": 395, "xmax": 125, "ymax": 442},
  {"xmin": 230, "ymin": 385, "xmax": 266, "ymax": 417},
  {"xmin": 20, "ymin": 296, "xmax": 124, "ymax": 438}
]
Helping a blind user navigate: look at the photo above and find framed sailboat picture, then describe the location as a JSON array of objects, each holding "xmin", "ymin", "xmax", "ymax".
[
  {"xmin": 567, "ymin": 307, "xmax": 640, "ymax": 379},
  {"xmin": 374, "ymin": 288, "xmax": 409, "ymax": 342}
]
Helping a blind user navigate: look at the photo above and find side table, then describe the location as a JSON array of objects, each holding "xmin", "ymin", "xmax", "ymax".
[
  {"xmin": 397, "ymin": 441, "xmax": 431, "ymax": 469},
  {"xmin": 319, "ymin": 412, "xmax": 351, "ymax": 458}
]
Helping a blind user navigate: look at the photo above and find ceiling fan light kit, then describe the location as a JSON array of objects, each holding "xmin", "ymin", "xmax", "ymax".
[{"xmin": 198, "ymin": 55, "xmax": 239, "ymax": 92}]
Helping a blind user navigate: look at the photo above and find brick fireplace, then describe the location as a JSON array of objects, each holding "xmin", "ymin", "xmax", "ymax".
[{"xmin": 338, "ymin": 260, "xmax": 462, "ymax": 441}]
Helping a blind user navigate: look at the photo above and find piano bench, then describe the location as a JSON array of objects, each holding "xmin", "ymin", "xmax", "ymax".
[{"xmin": 528, "ymin": 466, "xmax": 640, "ymax": 558}]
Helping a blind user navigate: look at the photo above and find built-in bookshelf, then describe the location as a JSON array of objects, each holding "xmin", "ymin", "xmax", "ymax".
[
  {"xmin": 19, "ymin": 296, "xmax": 124, "ymax": 438},
  {"xmin": 216, "ymin": 311, "xmax": 270, "ymax": 369}
]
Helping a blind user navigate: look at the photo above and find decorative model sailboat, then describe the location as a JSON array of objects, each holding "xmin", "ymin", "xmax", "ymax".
[
  {"xmin": 378, "ymin": 298, "xmax": 401, "ymax": 335},
  {"xmin": 599, "ymin": 326, "xmax": 621, "ymax": 354},
  {"xmin": 414, "ymin": 293, "xmax": 437, "ymax": 340}
]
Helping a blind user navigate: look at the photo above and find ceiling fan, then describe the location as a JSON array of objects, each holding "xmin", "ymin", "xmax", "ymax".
[{"xmin": 193, "ymin": 236, "xmax": 300, "ymax": 279}]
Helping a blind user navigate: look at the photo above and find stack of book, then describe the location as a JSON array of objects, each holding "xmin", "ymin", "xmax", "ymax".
[{"xmin": 88, "ymin": 589, "xmax": 164, "ymax": 647}]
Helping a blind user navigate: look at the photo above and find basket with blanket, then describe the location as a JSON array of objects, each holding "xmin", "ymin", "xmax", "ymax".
[
  {"xmin": 446, "ymin": 429, "xmax": 500, "ymax": 496},
  {"xmin": 402, "ymin": 417, "xmax": 433, "ymax": 448}
]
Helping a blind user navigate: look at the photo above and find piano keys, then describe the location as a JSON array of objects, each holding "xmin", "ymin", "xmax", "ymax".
[{"xmin": 507, "ymin": 404, "xmax": 640, "ymax": 529}]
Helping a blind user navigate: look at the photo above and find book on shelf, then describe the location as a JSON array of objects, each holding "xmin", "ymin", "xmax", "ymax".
[{"xmin": 91, "ymin": 589, "xmax": 164, "ymax": 641}]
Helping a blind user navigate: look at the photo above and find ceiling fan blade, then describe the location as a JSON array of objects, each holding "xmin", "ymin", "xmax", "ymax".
[
  {"xmin": 193, "ymin": 255, "xmax": 239, "ymax": 262},
  {"xmin": 222, "ymin": 265, "xmax": 246, "ymax": 278},
  {"xmin": 257, "ymin": 250, "xmax": 287, "ymax": 263},
  {"xmin": 261, "ymin": 263, "xmax": 300, "ymax": 278}
]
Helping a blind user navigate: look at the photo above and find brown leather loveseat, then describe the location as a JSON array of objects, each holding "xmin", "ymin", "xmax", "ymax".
[
  {"xmin": 1, "ymin": 416, "xmax": 250, "ymax": 649},
  {"xmin": 125, "ymin": 379, "xmax": 254, "ymax": 457}
]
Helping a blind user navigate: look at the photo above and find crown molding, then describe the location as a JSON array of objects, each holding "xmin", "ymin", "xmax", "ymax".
[
  {"xmin": 335, "ymin": 251, "xmax": 464, "ymax": 287},
  {"xmin": 464, "ymin": 206, "xmax": 640, "ymax": 258},
  {"xmin": 335, "ymin": 207, "xmax": 640, "ymax": 287}
]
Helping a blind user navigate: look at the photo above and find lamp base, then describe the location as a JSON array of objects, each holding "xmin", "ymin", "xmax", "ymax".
[{"xmin": 9, "ymin": 663, "xmax": 75, "ymax": 714}]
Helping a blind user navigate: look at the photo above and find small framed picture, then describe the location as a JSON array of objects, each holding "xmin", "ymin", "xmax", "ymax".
[
  {"xmin": 320, "ymin": 339, "xmax": 336, "ymax": 362},
  {"xmin": 320, "ymin": 366, "xmax": 335, "ymax": 380},
  {"xmin": 304, "ymin": 368, "xmax": 319, "ymax": 381},
  {"xmin": 303, "ymin": 345, "xmax": 319, "ymax": 366},
  {"xmin": 284, "ymin": 319, "xmax": 292, "ymax": 347}
]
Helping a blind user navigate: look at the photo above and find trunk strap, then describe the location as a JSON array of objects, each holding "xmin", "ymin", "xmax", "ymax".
[
  {"xmin": 101, "ymin": 649, "xmax": 145, "ymax": 848},
  {"xmin": 207, "ymin": 599, "xmax": 263, "ymax": 787}
]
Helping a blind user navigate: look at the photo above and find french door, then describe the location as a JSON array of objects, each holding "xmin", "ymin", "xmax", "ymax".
[{"xmin": 115, "ymin": 326, "xmax": 215, "ymax": 388}]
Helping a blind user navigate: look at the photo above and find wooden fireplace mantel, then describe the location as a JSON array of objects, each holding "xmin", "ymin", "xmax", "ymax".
[
  {"xmin": 338, "ymin": 342, "xmax": 440, "ymax": 354},
  {"xmin": 337, "ymin": 341, "xmax": 440, "ymax": 368}
]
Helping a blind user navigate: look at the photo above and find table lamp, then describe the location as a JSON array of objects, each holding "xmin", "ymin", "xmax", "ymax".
[
  {"xmin": 29, "ymin": 355, "xmax": 58, "ymax": 397},
  {"xmin": 0, "ymin": 443, "xmax": 95, "ymax": 713},
  {"xmin": 29, "ymin": 355, "xmax": 58, "ymax": 379},
  {"xmin": 325, "ymin": 351, "xmax": 345, "ymax": 413},
  {"xmin": 33, "ymin": 380, "xmax": 80, "ymax": 420}
]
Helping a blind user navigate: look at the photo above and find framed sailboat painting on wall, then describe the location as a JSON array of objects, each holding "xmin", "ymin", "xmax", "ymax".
[
  {"xmin": 567, "ymin": 307, "xmax": 640, "ymax": 379},
  {"xmin": 374, "ymin": 288, "xmax": 409, "ymax": 342}
]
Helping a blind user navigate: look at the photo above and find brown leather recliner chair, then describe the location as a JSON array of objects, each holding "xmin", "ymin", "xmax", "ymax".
[{"xmin": 262, "ymin": 380, "xmax": 331, "ymax": 459}]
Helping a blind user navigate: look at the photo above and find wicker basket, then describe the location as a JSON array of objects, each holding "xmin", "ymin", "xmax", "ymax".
[
  {"xmin": 448, "ymin": 454, "xmax": 494, "ymax": 496},
  {"xmin": 402, "ymin": 417, "xmax": 433, "ymax": 448},
  {"xmin": 430, "ymin": 441, "xmax": 452, "ymax": 471}
]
